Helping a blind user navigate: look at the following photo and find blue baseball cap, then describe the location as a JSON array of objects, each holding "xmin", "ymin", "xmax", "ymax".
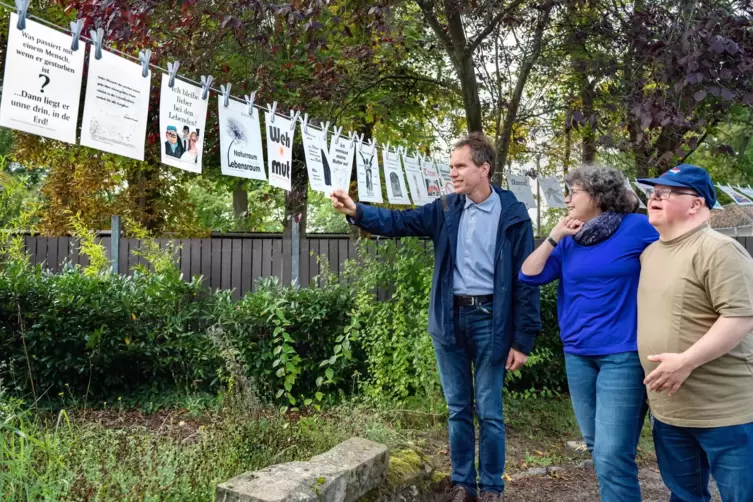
[
  {"xmin": 637, "ymin": 164, "xmax": 716, "ymax": 208},
  {"xmin": 167, "ymin": 125, "xmax": 177, "ymax": 133}
]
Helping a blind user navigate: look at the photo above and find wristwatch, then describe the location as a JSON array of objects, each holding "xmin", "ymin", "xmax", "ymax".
[{"xmin": 547, "ymin": 236, "xmax": 558, "ymax": 247}]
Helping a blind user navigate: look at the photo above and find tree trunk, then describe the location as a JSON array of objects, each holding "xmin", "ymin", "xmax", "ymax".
[
  {"xmin": 563, "ymin": 111, "xmax": 572, "ymax": 175},
  {"xmin": 457, "ymin": 52, "xmax": 483, "ymax": 132},
  {"xmin": 580, "ymin": 78, "xmax": 596, "ymax": 163},
  {"xmin": 283, "ymin": 141, "xmax": 308, "ymax": 240},
  {"xmin": 233, "ymin": 180, "xmax": 248, "ymax": 231},
  {"xmin": 495, "ymin": 5, "xmax": 552, "ymax": 177}
]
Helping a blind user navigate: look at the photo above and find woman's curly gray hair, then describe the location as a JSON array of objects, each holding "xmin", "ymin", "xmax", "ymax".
[{"xmin": 565, "ymin": 164, "xmax": 634, "ymax": 214}]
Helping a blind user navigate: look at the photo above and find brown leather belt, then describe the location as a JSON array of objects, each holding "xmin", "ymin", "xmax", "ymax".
[{"xmin": 453, "ymin": 294, "xmax": 493, "ymax": 307}]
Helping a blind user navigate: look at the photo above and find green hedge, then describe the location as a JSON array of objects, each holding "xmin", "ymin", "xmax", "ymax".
[{"xmin": 0, "ymin": 239, "xmax": 566, "ymax": 406}]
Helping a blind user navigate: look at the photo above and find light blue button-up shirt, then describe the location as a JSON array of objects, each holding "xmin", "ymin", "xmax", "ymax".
[{"xmin": 453, "ymin": 192, "xmax": 501, "ymax": 295}]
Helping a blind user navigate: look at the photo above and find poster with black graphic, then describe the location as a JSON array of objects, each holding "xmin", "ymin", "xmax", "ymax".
[
  {"xmin": 329, "ymin": 133, "xmax": 356, "ymax": 191},
  {"xmin": 0, "ymin": 14, "xmax": 85, "ymax": 144},
  {"xmin": 265, "ymin": 112, "xmax": 294, "ymax": 191},
  {"xmin": 402, "ymin": 152, "xmax": 429, "ymax": 205},
  {"xmin": 507, "ymin": 174, "xmax": 537, "ymax": 209},
  {"xmin": 356, "ymin": 141, "xmax": 383, "ymax": 203},
  {"xmin": 159, "ymin": 74, "xmax": 208, "ymax": 173},
  {"xmin": 301, "ymin": 123, "xmax": 330, "ymax": 193},
  {"xmin": 436, "ymin": 162, "xmax": 455, "ymax": 194},
  {"xmin": 80, "ymin": 49, "xmax": 151, "ymax": 160},
  {"xmin": 539, "ymin": 176, "xmax": 566, "ymax": 208},
  {"xmin": 420, "ymin": 156, "xmax": 443, "ymax": 200},
  {"xmin": 382, "ymin": 148, "xmax": 411, "ymax": 205},
  {"xmin": 217, "ymin": 98, "xmax": 266, "ymax": 180}
]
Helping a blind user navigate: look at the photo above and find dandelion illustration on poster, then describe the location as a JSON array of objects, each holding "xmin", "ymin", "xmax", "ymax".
[{"xmin": 217, "ymin": 98, "xmax": 266, "ymax": 180}]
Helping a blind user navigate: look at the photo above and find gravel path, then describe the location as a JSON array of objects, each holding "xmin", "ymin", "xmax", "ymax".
[{"xmin": 503, "ymin": 464, "xmax": 721, "ymax": 502}]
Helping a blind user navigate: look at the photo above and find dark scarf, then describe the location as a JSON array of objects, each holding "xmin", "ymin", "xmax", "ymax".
[{"xmin": 573, "ymin": 211, "xmax": 625, "ymax": 246}]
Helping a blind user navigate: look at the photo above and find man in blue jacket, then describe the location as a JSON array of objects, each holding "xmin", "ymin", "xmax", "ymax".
[{"xmin": 330, "ymin": 133, "xmax": 541, "ymax": 502}]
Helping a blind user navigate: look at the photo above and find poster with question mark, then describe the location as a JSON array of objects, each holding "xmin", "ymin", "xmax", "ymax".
[
  {"xmin": 79, "ymin": 49, "xmax": 151, "ymax": 160},
  {"xmin": 0, "ymin": 14, "xmax": 85, "ymax": 144}
]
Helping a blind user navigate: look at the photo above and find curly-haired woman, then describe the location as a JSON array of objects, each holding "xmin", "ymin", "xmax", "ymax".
[{"xmin": 518, "ymin": 165, "xmax": 658, "ymax": 501}]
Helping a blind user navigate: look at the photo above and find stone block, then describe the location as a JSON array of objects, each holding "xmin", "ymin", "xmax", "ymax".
[{"xmin": 216, "ymin": 437, "xmax": 389, "ymax": 502}]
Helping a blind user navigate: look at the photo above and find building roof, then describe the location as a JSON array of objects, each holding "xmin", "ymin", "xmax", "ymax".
[{"xmin": 710, "ymin": 204, "xmax": 753, "ymax": 230}]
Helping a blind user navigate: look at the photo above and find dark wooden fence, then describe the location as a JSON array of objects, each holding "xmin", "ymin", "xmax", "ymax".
[
  {"xmin": 20, "ymin": 233, "xmax": 431, "ymax": 300},
  {"xmin": 21, "ymin": 234, "xmax": 753, "ymax": 300}
]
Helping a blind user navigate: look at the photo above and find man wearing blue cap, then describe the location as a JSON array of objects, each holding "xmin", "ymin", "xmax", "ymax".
[
  {"xmin": 636, "ymin": 164, "xmax": 753, "ymax": 501},
  {"xmin": 165, "ymin": 125, "xmax": 185, "ymax": 159}
]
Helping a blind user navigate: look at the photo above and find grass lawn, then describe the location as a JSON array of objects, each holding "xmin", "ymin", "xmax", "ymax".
[{"xmin": 0, "ymin": 391, "xmax": 656, "ymax": 501}]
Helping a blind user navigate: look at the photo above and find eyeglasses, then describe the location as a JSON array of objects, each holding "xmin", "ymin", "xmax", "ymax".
[
  {"xmin": 167, "ymin": 132, "xmax": 176, "ymax": 138},
  {"xmin": 566, "ymin": 188, "xmax": 588, "ymax": 197},
  {"xmin": 645, "ymin": 187, "xmax": 698, "ymax": 201}
]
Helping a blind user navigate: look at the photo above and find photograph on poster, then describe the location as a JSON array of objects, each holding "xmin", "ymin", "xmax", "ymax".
[{"xmin": 159, "ymin": 74, "xmax": 208, "ymax": 173}]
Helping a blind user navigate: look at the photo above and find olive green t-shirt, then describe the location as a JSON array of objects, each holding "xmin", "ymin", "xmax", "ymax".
[{"xmin": 637, "ymin": 223, "xmax": 753, "ymax": 428}]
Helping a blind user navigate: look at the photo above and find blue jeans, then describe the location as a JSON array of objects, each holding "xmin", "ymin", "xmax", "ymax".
[
  {"xmin": 653, "ymin": 418, "xmax": 753, "ymax": 501},
  {"xmin": 565, "ymin": 351, "xmax": 647, "ymax": 502},
  {"xmin": 433, "ymin": 302, "xmax": 505, "ymax": 496}
]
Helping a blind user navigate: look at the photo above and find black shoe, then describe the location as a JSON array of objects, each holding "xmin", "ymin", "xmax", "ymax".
[
  {"xmin": 478, "ymin": 492, "xmax": 503, "ymax": 502},
  {"xmin": 449, "ymin": 485, "xmax": 476, "ymax": 502}
]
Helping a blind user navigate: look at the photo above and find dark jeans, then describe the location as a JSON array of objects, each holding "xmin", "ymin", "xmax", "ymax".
[
  {"xmin": 433, "ymin": 302, "xmax": 505, "ymax": 496},
  {"xmin": 653, "ymin": 418, "xmax": 753, "ymax": 502},
  {"xmin": 565, "ymin": 351, "xmax": 647, "ymax": 502}
]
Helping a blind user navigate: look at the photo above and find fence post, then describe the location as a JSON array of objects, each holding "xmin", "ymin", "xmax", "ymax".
[
  {"xmin": 111, "ymin": 215, "xmax": 120, "ymax": 275},
  {"xmin": 291, "ymin": 213, "xmax": 301, "ymax": 287}
]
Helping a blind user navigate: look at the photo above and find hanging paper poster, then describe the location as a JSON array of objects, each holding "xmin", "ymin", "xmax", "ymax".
[
  {"xmin": 329, "ymin": 133, "xmax": 356, "ymax": 191},
  {"xmin": 0, "ymin": 14, "xmax": 85, "ymax": 144},
  {"xmin": 301, "ymin": 123, "xmax": 330, "ymax": 193},
  {"xmin": 633, "ymin": 179, "xmax": 652, "ymax": 197},
  {"xmin": 508, "ymin": 174, "xmax": 537, "ymax": 209},
  {"xmin": 356, "ymin": 141, "xmax": 383, "ymax": 203},
  {"xmin": 539, "ymin": 176, "xmax": 566, "ymax": 208},
  {"xmin": 265, "ymin": 112, "xmax": 294, "ymax": 191},
  {"xmin": 217, "ymin": 99, "xmax": 266, "ymax": 180},
  {"xmin": 736, "ymin": 185, "xmax": 753, "ymax": 201},
  {"xmin": 623, "ymin": 179, "xmax": 646, "ymax": 209},
  {"xmin": 436, "ymin": 162, "xmax": 455, "ymax": 194},
  {"xmin": 159, "ymin": 74, "xmax": 208, "ymax": 173},
  {"xmin": 80, "ymin": 49, "xmax": 151, "ymax": 160},
  {"xmin": 719, "ymin": 184, "xmax": 753, "ymax": 205},
  {"xmin": 382, "ymin": 149, "xmax": 411, "ymax": 205},
  {"xmin": 402, "ymin": 153, "xmax": 429, "ymax": 205},
  {"xmin": 420, "ymin": 157, "xmax": 443, "ymax": 200}
]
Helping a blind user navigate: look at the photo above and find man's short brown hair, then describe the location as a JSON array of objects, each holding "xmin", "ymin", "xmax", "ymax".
[{"xmin": 453, "ymin": 132, "xmax": 496, "ymax": 179}]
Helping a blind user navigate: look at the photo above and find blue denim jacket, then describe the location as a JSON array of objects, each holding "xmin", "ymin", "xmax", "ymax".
[{"xmin": 349, "ymin": 185, "xmax": 541, "ymax": 359}]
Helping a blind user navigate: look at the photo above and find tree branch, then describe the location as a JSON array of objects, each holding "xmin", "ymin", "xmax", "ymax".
[
  {"xmin": 381, "ymin": 74, "xmax": 460, "ymax": 91},
  {"xmin": 468, "ymin": 0, "xmax": 527, "ymax": 54},
  {"xmin": 332, "ymin": 74, "xmax": 459, "ymax": 121},
  {"xmin": 414, "ymin": 0, "xmax": 455, "ymax": 57},
  {"xmin": 496, "ymin": 4, "xmax": 553, "ymax": 172}
]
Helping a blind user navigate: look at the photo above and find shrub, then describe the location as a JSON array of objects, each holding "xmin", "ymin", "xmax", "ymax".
[
  {"xmin": 0, "ymin": 260, "xmax": 220, "ymax": 399},
  {"xmin": 0, "ymin": 235, "xmax": 566, "ymax": 407}
]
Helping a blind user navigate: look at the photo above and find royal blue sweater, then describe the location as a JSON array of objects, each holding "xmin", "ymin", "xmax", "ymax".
[{"xmin": 518, "ymin": 214, "xmax": 659, "ymax": 356}]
